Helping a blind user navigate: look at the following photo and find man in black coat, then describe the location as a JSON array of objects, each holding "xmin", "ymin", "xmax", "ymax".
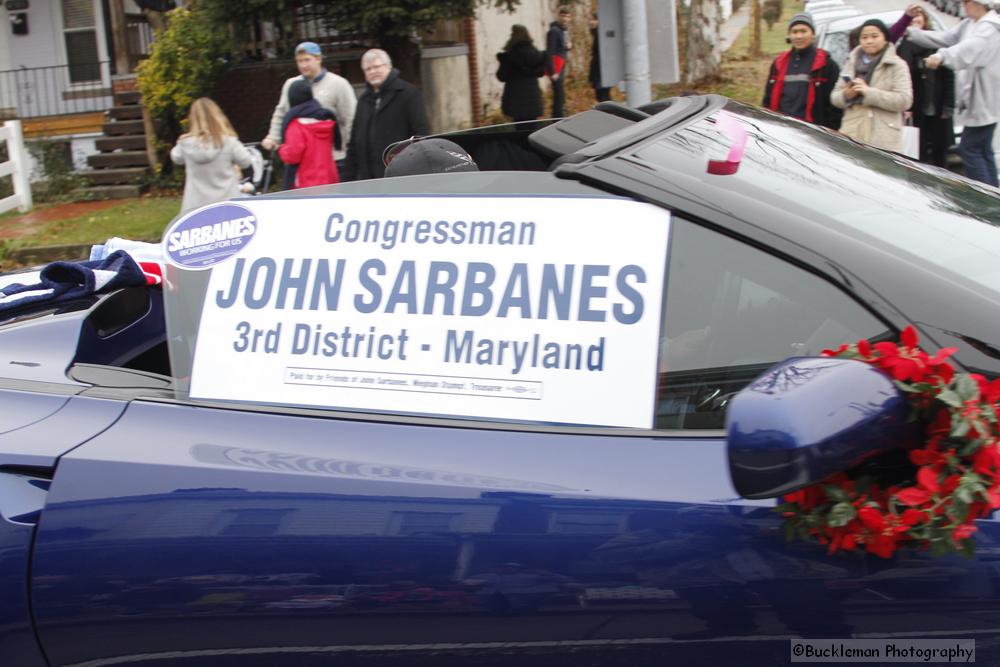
[
  {"xmin": 588, "ymin": 13, "xmax": 611, "ymax": 103},
  {"xmin": 342, "ymin": 49, "xmax": 431, "ymax": 181}
]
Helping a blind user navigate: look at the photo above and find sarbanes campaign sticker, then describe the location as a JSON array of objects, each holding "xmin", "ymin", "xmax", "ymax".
[{"xmin": 164, "ymin": 203, "xmax": 257, "ymax": 270}]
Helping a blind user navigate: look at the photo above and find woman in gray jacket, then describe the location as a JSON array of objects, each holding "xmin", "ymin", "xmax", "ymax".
[{"xmin": 170, "ymin": 98, "xmax": 252, "ymax": 213}]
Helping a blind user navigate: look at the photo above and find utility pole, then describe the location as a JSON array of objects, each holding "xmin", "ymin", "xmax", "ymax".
[{"xmin": 622, "ymin": 0, "xmax": 651, "ymax": 107}]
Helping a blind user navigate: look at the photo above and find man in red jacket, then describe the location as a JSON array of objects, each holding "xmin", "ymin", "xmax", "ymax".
[{"xmin": 763, "ymin": 14, "xmax": 843, "ymax": 130}]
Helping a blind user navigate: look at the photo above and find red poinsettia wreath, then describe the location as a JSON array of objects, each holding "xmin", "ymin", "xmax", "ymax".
[{"xmin": 778, "ymin": 326, "xmax": 1000, "ymax": 558}]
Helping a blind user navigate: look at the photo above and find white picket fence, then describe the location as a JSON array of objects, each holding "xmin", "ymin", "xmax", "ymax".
[{"xmin": 0, "ymin": 120, "xmax": 32, "ymax": 214}]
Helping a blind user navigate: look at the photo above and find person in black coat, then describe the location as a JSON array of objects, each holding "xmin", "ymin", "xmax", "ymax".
[
  {"xmin": 342, "ymin": 49, "xmax": 431, "ymax": 181},
  {"xmin": 894, "ymin": 6, "xmax": 955, "ymax": 168},
  {"xmin": 588, "ymin": 14, "xmax": 611, "ymax": 102},
  {"xmin": 497, "ymin": 25, "xmax": 546, "ymax": 122}
]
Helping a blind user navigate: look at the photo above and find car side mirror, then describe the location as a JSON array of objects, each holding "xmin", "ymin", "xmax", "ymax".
[{"xmin": 726, "ymin": 356, "xmax": 919, "ymax": 499}]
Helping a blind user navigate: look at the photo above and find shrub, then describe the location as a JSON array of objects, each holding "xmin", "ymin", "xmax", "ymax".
[
  {"xmin": 26, "ymin": 139, "xmax": 86, "ymax": 202},
  {"xmin": 136, "ymin": 6, "xmax": 231, "ymax": 138},
  {"xmin": 763, "ymin": 0, "xmax": 783, "ymax": 30}
]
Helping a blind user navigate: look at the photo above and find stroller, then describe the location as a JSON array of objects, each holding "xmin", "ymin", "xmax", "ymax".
[{"xmin": 239, "ymin": 143, "xmax": 275, "ymax": 195}]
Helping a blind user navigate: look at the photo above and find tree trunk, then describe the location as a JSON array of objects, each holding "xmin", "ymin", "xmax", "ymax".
[
  {"xmin": 751, "ymin": 0, "xmax": 762, "ymax": 56},
  {"xmin": 685, "ymin": 0, "xmax": 722, "ymax": 85},
  {"xmin": 382, "ymin": 34, "xmax": 422, "ymax": 89}
]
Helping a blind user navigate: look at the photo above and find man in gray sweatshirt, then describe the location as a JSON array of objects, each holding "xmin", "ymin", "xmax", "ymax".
[
  {"xmin": 262, "ymin": 42, "xmax": 357, "ymax": 170},
  {"xmin": 906, "ymin": 0, "xmax": 1000, "ymax": 186}
]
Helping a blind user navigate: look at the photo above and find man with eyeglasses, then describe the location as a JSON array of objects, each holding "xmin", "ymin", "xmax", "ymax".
[
  {"xmin": 262, "ymin": 42, "xmax": 357, "ymax": 174},
  {"xmin": 342, "ymin": 49, "xmax": 431, "ymax": 181},
  {"xmin": 906, "ymin": 0, "xmax": 1000, "ymax": 187}
]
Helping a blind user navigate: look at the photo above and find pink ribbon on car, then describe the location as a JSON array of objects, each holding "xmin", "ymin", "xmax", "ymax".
[{"xmin": 707, "ymin": 110, "xmax": 747, "ymax": 176}]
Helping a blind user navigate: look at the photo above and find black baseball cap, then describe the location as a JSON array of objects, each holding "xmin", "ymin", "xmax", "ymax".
[{"xmin": 384, "ymin": 138, "xmax": 479, "ymax": 177}]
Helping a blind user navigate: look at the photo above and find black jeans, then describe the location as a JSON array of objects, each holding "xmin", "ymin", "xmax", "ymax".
[{"xmin": 550, "ymin": 75, "xmax": 566, "ymax": 118}]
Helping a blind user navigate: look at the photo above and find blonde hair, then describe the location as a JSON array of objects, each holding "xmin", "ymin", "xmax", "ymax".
[{"xmin": 186, "ymin": 97, "xmax": 237, "ymax": 148}]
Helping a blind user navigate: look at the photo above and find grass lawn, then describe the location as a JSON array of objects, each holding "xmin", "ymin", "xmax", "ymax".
[{"xmin": 6, "ymin": 196, "xmax": 180, "ymax": 249}]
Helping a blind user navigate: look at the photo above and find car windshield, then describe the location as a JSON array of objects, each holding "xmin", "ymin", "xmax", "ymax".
[{"xmin": 634, "ymin": 103, "xmax": 1000, "ymax": 296}]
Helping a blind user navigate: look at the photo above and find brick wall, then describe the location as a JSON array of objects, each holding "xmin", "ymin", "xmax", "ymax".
[{"xmin": 213, "ymin": 52, "xmax": 364, "ymax": 143}]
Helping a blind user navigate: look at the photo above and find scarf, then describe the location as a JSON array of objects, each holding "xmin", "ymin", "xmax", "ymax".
[
  {"xmin": 844, "ymin": 46, "xmax": 886, "ymax": 108},
  {"xmin": 281, "ymin": 99, "xmax": 337, "ymax": 190},
  {"xmin": 853, "ymin": 47, "xmax": 886, "ymax": 86}
]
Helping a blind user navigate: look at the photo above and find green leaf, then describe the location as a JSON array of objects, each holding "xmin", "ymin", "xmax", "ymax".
[
  {"xmin": 828, "ymin": 502, "xmax": 856, "ymax": 528},
  {"xmin": 936, "ymin": 388, "xmax": 963, "ymax": 408},
  {"xmin": 955, "ymin": 374, "xmax": 981, "ymax": 402},
  {"xmin": 956, "ymin": 486, "xmax": 974, "ymax": 504},
  {"xmin": 823, "ymin": 485, "xmax": 849, "ymax": 503},
  {"xmin": 959, "ymin": 439, "xmax": 982, "ymax": 457},
  {"xmin": 952, "ymin": 418, "xmax": 971, "ymax": 438}
]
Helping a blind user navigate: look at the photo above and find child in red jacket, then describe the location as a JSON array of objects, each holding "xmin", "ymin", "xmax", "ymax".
[{"xmin": 278, "ymin": 79, "xmax": 340, "ymax": 188}]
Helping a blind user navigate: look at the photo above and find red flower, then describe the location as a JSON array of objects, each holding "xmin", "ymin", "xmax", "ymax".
[
  {"xmin": 779, "ymin": 326, "xmax": 995, "ymax": 559},
  {"xmin": 953, "ymin": 523, "xmax": 977, "ymax": 542},
  {"xmin": 974, "ymin": 444, "xmax": 1000, "ymax": 476},
  {"xmin": 858, "ymin": 506, "xmax": 884, "ymax": 530},
  {"xmin": 865, "ymin": 531, "xmax": 902, "ymax": 558},
  {"xmin": 983, "ymin": 378, "xmax": 1000, "ymax": 406},
  {"xmin": 942, "ymin": 474, "xmax": 961, "ymax": 495},
  {"xmin": 900, "ymin": 325, "xmax": 919, "ymax": 349},
  {"xmin": 917, "ymin": 466, "xmax": 941, "ymax": 494},
  {"xmin": 895, "ymin": 486, "xmax": 931, "ymax": 506}
]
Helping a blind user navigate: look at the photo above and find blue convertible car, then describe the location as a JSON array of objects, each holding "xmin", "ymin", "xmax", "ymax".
[{"xmin": 3, "ymin": 96, "xmax": 1000, "ymax": 666}]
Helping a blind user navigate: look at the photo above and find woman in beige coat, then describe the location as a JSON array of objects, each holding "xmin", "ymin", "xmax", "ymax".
[{"xmin": 831, "ymin": 19, "xmax": 913, "ymax": 152}]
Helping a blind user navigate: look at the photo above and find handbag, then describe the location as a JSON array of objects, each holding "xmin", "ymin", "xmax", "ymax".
[{"xmin": 900, "ymin": 123, "xmax": 920, "ymax": 160}]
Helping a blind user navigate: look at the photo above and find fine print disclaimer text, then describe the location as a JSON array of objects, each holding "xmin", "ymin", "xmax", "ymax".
[{"xmin": 791, "ymin": 639, "xmax": 975, "ymax": 663}]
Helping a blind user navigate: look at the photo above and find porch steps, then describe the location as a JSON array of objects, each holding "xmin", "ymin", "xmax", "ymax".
[
  {"xmin": 108, "ymin": 106, "xmax": 143, "ymax": 121},
  {"xmin": 75, "ymin": 184, "xmax": 145, "ymax": 200},
  {"xmin": 78, "ymin": 167, "xmax": 147, "ymax": 186},
  {"xmin": 95, "ymin": 135, "xmax": 146, "ymax": 152},
  {"xmin": 102, "ymin": 119, "xmax": 145, "ymax": 136},
  {"xmin": 73, "ymin": 88, "xmax": 152, "ymax": 200},
  {"xmin": 116, "ymin": 91, "xmax": 142, "ymax": 105},
  {"xmin": 87, "ymin": 150, "xmax": 150, "ymax": 169}
]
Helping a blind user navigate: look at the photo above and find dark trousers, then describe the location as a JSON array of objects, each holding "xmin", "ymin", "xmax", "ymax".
[
  {"xmin": 551, "ymin": 76, "xmax": 566, "ymax": 118},
  {"xmin": 913, "ymin": 113, "xmax": 953, "ymax": 169},
  {"xmin": 594, "ymin": 86, "xmax": 612, "ymax": 103},
  {"xmin": 957, "ymin": 123, "xmax": 998, "ymax": 187}
]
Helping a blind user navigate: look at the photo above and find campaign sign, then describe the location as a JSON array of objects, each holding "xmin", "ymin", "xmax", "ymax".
[
  {"xmin": 187, "ymin": 196, "xmax": 670, "ymax": 428},
  {"xmin": 164, "ymin": 203, "xmax": 258, "ymax": 269}
]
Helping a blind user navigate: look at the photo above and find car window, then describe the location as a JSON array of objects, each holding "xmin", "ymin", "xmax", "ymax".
[
  {"xmin": 821, "ymin": 29, "xmax": 852, "ymax": 69},
  {"xmin": 655, "ymin": 218, "xmax": 889, "ymax": 430}
]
